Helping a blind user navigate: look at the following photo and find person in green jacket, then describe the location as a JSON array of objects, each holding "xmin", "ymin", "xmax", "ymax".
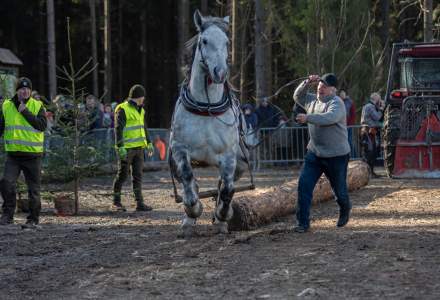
[
  {"xmin": 112, "ymin": 84, "xmax": 154, "ymax": 211},
  {"xmin": 0, "ymin": 77, "xmax": 47, "ymax": 227}
]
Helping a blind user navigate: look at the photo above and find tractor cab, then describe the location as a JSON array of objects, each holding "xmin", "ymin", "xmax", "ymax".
[{"xmin": 383, "ymin": 42, "xmax": 440, "ymax": 178}]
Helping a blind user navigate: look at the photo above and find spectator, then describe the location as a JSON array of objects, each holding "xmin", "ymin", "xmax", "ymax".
[
  {"xmin": 360, "ymin": 92, "xmax": 384, "ymax": 177},
  {"xmin": 85, "ymin": 94, "xmax": 103, "ymax": 131},
  {"xmin": 52, "ymin": 94, "xmax": 75, "ymax": 134},
  {"xmin": 102, "ymin": 104, "xmax": 114, "ymax": 128},
  {"xmin": 242, "ymin": 103, "xmax": 258, "ymax": 130},
  {"xmin": 154, "ymin": 135, "xmax": 167, "ymax": 161},
  {"xmin": 255, "ymin": 98, "xmax": 282, "ymax": 128},
  {"xmin": 45, "ymin": 111, "xmax": 54, "ymax": 134},
  {"xmin": 339, "ymin": 90, "xmax": 356, "ymax": 156},
  {"xmin": 31, "ymin": 90, "xmax": 43, "ymax": 101}
]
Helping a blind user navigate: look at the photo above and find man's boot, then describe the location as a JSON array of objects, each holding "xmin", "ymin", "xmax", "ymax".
[
  {"xmin": 337, "ymin": 204, "xmax": 352, "ymax": 227},
  {"xmin": 0, "ymin": 214, "xmax": 13, "ymax": 225},
  {"xmin": 21, "ymin": 217, "xmax": 41, "ymax": 229},
  {"xmin": 134, "ymin": 189, "xmax": 152, "ymax": 211},
  {"xmin": 136, "ymin": 200, "xmax": 153, "ymax": 212},
  {"xmin": 112, "ymin": 193, "xmax": 126, "ymax": 212}
]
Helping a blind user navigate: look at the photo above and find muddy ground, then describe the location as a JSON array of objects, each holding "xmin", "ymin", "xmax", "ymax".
[{"xmin": 0, "ymin": 167, "xmax": 439, "ymax": 299}]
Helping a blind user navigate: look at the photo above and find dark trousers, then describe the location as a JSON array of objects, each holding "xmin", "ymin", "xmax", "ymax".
[
  {"xmin": 113, "ymin": 148, "xmax": 144, "ymax": 203},
  {"xmin": 1, "ymin": 155, "xmax": 42, "ymax": 222},
  {"xmin": 296, "ymin": 152, "xmax": 350, "ymax": 229},
  {"xmin": 361, "ymin": 130, "xmax": 377, "ymax": 172}
]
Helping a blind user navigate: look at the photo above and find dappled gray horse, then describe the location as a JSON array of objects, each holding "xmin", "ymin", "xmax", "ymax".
[{"xmin": 169, "ymin": 10, "xmax": 248, "ymax": 237}]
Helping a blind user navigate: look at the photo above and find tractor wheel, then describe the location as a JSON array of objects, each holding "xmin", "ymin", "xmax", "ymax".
[{"xmin": 383, "ymin": 105, "xmax": 401, "ymax": 177}]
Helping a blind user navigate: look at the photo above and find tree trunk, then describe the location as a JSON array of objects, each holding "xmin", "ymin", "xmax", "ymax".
[
  {"xmin": 376, "ymin": 0, "xmax": 390, "ymax": 89},
  {"xmin": 89, "ymin": 0, "xmax": 99, "ymax": 97},
  {"xmin": 47, "ymin": 0, "xmax": 57, "ymax": 101},
  {"xmin": 38, "ymin": 2, "xmax": 46, "ymax": 95},
  {"xmin": 201, "ymin": 0, "xmax": 209, "ymax": 15},
  {"xmin": 424, "ymin": 0, "xmax": 433, "ymax": 42},
  {"xmin": 239, "ymin": 6, "xmax": 250, "ymax": 103},
  {"xmin": 177, "ymin": 0, "xmax": 190, "ymax": 83},
  {"xmin": 141, "ymin": 7, "xmax": 147, "ymax": 93},
  {"xmin": 254, "ymin": 0, "xmax": 272, "ymax": 101},
  {"xmin": 228, "ymin": 161, "xmax": 370, "ymax": 231},
  {"xmin": 118, "ymin": 0, "xmax": 123, "ymax": 99},
  {"xmin": 104, "ymin": 0, "xmax": 112, "ymax": 103},
  {"xmin": 230, "ymin": 0, "xmax": 240, "ymax": 88}
]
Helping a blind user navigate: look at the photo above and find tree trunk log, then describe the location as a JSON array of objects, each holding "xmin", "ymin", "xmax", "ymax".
[{"xmin": 228, "ymin": 160, "xmax": 370, "ymax": 231}]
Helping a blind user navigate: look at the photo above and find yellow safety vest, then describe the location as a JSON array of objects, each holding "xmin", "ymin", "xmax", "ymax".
[
  {"xmin": 115, "ymin": 101, "xmax": 148, "ymax": 149},
  {"xmin": 2, "ymin": 97, "xmax": 44, "ymax": 153}
]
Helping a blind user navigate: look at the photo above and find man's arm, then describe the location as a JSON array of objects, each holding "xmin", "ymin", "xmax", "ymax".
[
  {"xmin": 366, "ymin": 104, "xmax": 383, "ymax": 121},
  {"xmin": 21, "ymin": 106, "xmax": 47, "ymax": 132},
  {"xmin": 306, "ymin": 100, "xmax": 346, "ymax": 126},
  {"xmin": 114, "ymin": 109, "xmax": 126, "ymax": 148},
  {"xmin": 293, "ymin": 80, "xmax": 316, "ymax": 110}
]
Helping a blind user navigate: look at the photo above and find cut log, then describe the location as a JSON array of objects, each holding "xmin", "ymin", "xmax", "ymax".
[{"xmin": 228, "ymin": 160, "xmax": 370, "ymax": 231}]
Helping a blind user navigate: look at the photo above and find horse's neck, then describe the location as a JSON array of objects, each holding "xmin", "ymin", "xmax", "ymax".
[{"xmin": 189, "ymin": 64, "xmax": 224, "ymax": 104}]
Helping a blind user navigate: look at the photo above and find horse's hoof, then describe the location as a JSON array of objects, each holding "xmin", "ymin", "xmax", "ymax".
[
  {"xmin": 178, "ymin": 217, "xmax": 197, "ymax": 239},
  {"xmin": 215, "ymin": 202, "xmax": 233, "ymax": 222},
  {"xmin": 213, "ymin": 221, "xmax": 229, "ymax": 234},
  {"xmin": 184, "ymin": 200, "xmax": 203, "ymax": 219}
]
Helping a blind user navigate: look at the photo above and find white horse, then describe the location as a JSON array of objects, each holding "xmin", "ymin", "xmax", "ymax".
[{"xmin": 169, "ymin": 10, "xmax": 248, "ymax": 237}]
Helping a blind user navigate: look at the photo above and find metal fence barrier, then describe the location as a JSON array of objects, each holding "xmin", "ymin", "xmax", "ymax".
[
  {"xmin": 0, "ymin": 125, "xmax": 381, "ymax": 172},
  {"xmin": 252, "ymin": 125, "xmax": 375, "ymax": 169}
]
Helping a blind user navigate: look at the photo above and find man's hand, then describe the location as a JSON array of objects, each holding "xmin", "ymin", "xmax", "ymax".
[
  {"xmin": 296, "ymin": 113, "xmax": 308, "ymax": 124},
  {"xmin": 146, "ymin": 142, "xmax": 154, "ymax": 157},
  {"xmin": 307, "ymin": 74, "xmax": 320, "ymax": 83},
  {"xmin": 118, "ymin": 147, "xmax": 127, "ymax": 160},
  {"xmin": 18, "ymin": 102, "xmax": 27, "ymax": 113}
]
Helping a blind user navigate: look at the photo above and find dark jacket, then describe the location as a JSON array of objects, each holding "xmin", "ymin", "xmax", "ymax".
[
  {"xmin": 0, "ymin": 95, "xmax": 47, "ymax": 157},
  {"xmin": 86, "ymin": 106, "xmax": 103, "ymax": 131},
  {"xmin": 255, "ymin": 104, "xmax": 281, "ymax": 128},
  {"xmin": 114, "ymin": 100, "xmax": 151, "ymax": 148},
  {"xmin": 242, "ymin": 104, "xmax": 258, "ymax": 129}
]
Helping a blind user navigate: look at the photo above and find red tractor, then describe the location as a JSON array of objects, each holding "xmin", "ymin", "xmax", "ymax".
[{"xmin": 383, "ymin": 42, "xmax": 440, "ymax": 178}]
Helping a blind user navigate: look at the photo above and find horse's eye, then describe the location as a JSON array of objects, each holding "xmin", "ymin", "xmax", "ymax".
[{"xmin": 202, "ymin": 39, "xmax": 208, "ymax": 45}]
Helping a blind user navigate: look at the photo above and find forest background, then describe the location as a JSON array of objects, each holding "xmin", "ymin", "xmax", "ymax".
[{"xmin": 0, "ymin": 0, "xmax": 439, "ymax": 127}]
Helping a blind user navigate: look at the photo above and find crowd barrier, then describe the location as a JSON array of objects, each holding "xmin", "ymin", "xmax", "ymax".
[
  {"xmin": 252, "ymin": 125, "xmax": 369, "ymax": 169},
  {"xmin": 0, "ymin": 125, "xmax": 381, "ymax": 171}
]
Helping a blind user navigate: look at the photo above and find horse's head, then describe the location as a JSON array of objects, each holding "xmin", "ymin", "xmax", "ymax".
[{"xmin": 193, "ymin": 9, "xmax": 230, "ymax": 84}]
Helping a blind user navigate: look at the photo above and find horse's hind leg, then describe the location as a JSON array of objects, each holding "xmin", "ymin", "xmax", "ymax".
[
  {"xmin": 214, "ymin": 154, "xmax": 236, "ymax": 234},
  {"xmin": 171, "ymin": 146, "xmax": 203, "ymax": 237}
]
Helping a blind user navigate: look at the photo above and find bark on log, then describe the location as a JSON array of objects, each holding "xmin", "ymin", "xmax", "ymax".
[{"xmin": 228, "ymin": 160, "xmax": 370, "ymax": 231}]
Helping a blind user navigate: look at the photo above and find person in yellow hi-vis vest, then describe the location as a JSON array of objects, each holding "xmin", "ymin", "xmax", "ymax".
[
  {"xmin": 0, "ymin": 77, "xmax": 47, "ymax": 228},
  {"xmin": 112, "ymin": 84, "xmax": 154, "ymax": 211}
]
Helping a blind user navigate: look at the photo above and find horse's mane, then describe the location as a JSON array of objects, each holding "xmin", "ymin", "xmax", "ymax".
[{"xmin": 181, "ymin": 16, "xmax": 230, "ymax": 84}]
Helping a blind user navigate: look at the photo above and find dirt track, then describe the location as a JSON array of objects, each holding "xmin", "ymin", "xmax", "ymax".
[{"xmin": 0, "ymin": 167, "xmax": 439, "ymax": 299}]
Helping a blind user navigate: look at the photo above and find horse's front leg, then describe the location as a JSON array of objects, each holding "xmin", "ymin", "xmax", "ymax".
[
  {"xmin": 214, "ymin": 153, "xmax": 236, "ymax": 234},
  {"xmin": 172, "ymin": 145, "xmax": 203, "ymax": 237}
]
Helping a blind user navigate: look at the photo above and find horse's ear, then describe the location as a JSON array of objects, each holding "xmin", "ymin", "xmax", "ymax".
[
  {"xmin": 194, "ymin": 9, "xmax": 204, "ymax": 32},
  {"xmin": 223, "ymin": 16, "xmax": 230, "ymax": 24}
]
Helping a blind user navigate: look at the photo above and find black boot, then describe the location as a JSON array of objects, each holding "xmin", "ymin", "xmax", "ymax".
[
  {"xmin": 0, "ymin": 214, "xmax": 13, "ymax": 225},
  {"xmin": 337, "ymin": 204, "xmax": 352, "ymax": 227},
  {"xmin": 21, "ymin": 218, "xmax": 40, "ymax": 229},
  {"xmin": 112, "ymin": 193, "xmax": 126, "ymax": 212},
  {"xmin": 136, "ymin": 201, "xmax": 153, "ymax": 212}
]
